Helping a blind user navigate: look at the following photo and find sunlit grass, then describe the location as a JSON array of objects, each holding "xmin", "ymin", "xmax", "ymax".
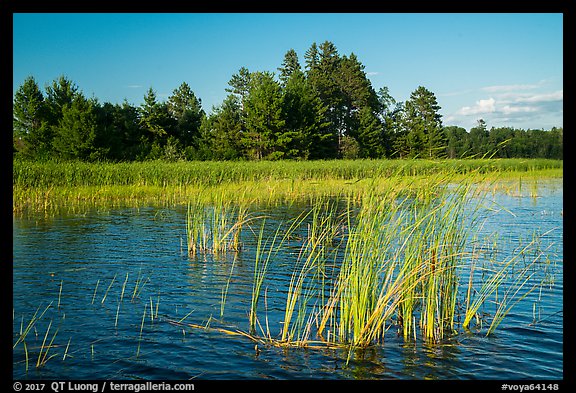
[
  {"xmin": 186, "ymin": 171, "xmax": 561, "ymax": 354},
  {"xmin": 13, "ymin": 158, "xmax": 562, "ymax": 216},
  {"xmin": 12, "ymin": 159, "xmax": 562, "ymax": 372}
]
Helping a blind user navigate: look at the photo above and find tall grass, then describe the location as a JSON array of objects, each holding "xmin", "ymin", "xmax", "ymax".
[
  {"xmin": 13, "ymin": 158, "xmax": 562, "ymax": 215},
  {"xmin": 462, "ymin": 227, "xmax": 559, "ymax": 335},
  {"xmin": 13, "ymin": 159, "xmax": 561, "ymax": 369},
  {"xmin": 13, "ymin": 158, "xmax": 563, "ymax": 188},
  {"xmin": 249, "ymin": 214, "xmax": 304, "ymax": 336},
  {"xmin": 311, "ymin": 176, "xmax": 482, "ymax": 346},
  {"xmin": 186, "ymin": 192, "xmax": 256, "ymax": 257},
  {"xmin": 182, "ymin": 170, "xmax": 559, "ymax": 354},
  {"xmin": 280, "ymin": 201, "xmax": 339, "ymax": 344}
]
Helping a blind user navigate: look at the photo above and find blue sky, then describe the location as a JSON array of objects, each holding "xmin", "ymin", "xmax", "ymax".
[{"xmin": 13, "ymin": 13, "xmax": 563, "ymax": 130}]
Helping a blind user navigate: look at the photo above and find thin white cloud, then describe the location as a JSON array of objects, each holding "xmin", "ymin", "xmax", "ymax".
[
  {"xmin": 514, "ymin": 90, "xmax": 563, "ymax": 103},
  {"xmin": 481, "ymin": 79, "xmax": 549, "ymax": 94},
  {"xmin": 126, "ymin": 84, "xmax": 143, "ymax": 89},
  {"xmin": 494, "ymin": 90, "xmax": 563, "ymax": 105},
  {"xmin": 481, "ymin": 83, "xmax": 540, "ymax": 93},
  {"xmin": 437, "ymin": 89, "xmax": 474, "ymax": 97},
  {"xmin": 366, "ymin": 71, "xmax": 379, "ymax": 76},
  {"xmin": 501, "ymin": 105, "xmax": 538, "ymax": 115}
]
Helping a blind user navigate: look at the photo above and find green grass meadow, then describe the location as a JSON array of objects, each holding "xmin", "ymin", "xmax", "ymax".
[{"xmin": 13, "ymin": 158, "xmax": 562, "ymax": 215}]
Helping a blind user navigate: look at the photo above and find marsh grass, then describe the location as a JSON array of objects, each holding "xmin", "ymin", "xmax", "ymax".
[
  {"xmin": 132, "ymin": 270, "xmax": 149, "ymax": 301},
  {"xmin": 136, "ymin": 305, "xmax": 147, "ymax": 358},
  {"xmin": 101, "ymin": 274, "xmax": 117, "ymax": 304},
  {"xmin": 13, "ymin": 158, "xmax": 562, "ymax": 188},
  {"xmin": 13, "ymin": 267, "xmax": 165, "ymax": 374},
  {"xmin": 220, "ymin": 254, "xmax": 238, "ymax": 318},
  {"xmin": 13, "ymin": 158, "xmax": 562, "ymax": 216},
  {"xmin": 12, "ymin": 160, "xmax": 561, "ymax": 372},
  {"xmin": 462, "ymin": 226, "xmax": 560, "ymax": 335},
  {"xmin": 91, "ymin": 279, "xmax": 100, "ymax": 305},
  {"xmin": 36, "ymin": 319, "xmax": 60, "ymax": 368},
  {"xmin": 186, "ymin": 192, "xmax": 258, "ymax": 258},
  {"xmin": 13, "ymin": 302, "xmax": 66, "ymax": 370},
  {"xmin": 174, "ymin": 169, "xmax": 559, "ymax": 357}
]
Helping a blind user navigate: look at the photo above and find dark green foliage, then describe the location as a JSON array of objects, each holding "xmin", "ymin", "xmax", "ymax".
[
  {"xmin": 469, "ymin": 119, "xmax": 490, "ymax": 157},
  {"xmin": 243, "ymin": 71, "xmax": 285, "ymax": 160},
  {"xmin": 402, "ymin": 86, "xmax": 445, "ymax": 158},
  {"xmin": 13, "ymin": 43, "xmax": 562, "ymax": 163},
  {"xmin": 444, "ymin": 126, "xmax": 470, "ymax": 159},
  {"xmin": 52, "ymin": 96, "xmax": 102, "ymax": 160},
  {"xmin": 226, "ymin": 67, "xmax": 252, "ymax": 107},
  {"xmin": 167, "ymin": 82, "xmax": 205, "ymax": 148},
  {"xmin": 197, "ymin": 95, "xmax": 243, "ymax": 160},
  {"xmin": 139, "ymin": 87, "xmax": 174, "ymax": 143},
  {"xmin": 13, "ymin": 76, "xmax": 52, "ymax": 158},
  {"xmin": 354, "ymin": 106, "xmax": 385, "ymax": 158},
  {"xmin": 281, "ymin": 69, "xmax": 330, "ymax": 159},
  {"xmin": 278, "ymin": 49, "xmax": 301, "ymax": 86}
]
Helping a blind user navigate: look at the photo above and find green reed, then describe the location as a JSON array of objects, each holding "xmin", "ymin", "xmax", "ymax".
[
  {"xmin": 186, "ymin": 192, "xmax": 256, "ymax": 258},
  {"xmin": 13, "ymin": 158, "xmax": 562, "ymax": 216},
  {"xmin": 13, "ymin": 303, "xmax": 53, "ymax": 349},
  {"xmin": 463, "ymin": 226, "xmax": 560, "ymax": 335},
  {"xmin": 250, "ymin": 211, "xmax": 308, "ymax": 336},
  {"xmin": 13, "ymin": 158, "xmax": 563, "ymax": 189},
  {"xmin": 36, "ymin": 319, "xmax": 60, "ymax": 368},
  {"xmin": 201, "ymin": 169, "xmax": 557, "ymax": 352},
  {"xmin": 280, "ymin": 207, "xmax": 332, "ymax": 344},
  {"xmin": 249, "ymin": 219, "xmax": 280, "ymax": 336},
  {"xmin": 13, "ymin": 302, "xmax": 66, "ymax": 370},
  {"xmin": 136, "ymin": 305, "xmax": 147, "ymax": 358}
]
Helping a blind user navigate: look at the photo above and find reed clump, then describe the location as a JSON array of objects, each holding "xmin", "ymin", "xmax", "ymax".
[
  {"xmin": 175, "ymin": 171, "xmax": 558, "ymax": 357},
  {"xmin": 186, "ymin": 192, "xmax": 256, "ymax": 257}
]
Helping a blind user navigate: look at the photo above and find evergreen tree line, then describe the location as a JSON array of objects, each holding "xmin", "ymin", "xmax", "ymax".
[{"xmin": 13, "ymin": 41, "xmax": 563, "ymax": 162}]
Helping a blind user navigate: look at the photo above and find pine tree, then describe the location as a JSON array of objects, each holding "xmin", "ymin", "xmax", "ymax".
[
  {"xmin": 377, "ymin": 86, "xmax": 400, "ymax": 157},
  {"xmin": 167, "ymin": 82, "xmax": 205, "ymax": 147},
  {"xmin": 355, "ymin": 106, "xmax": 384, "ymax": 158},
  {"xmin": 13, "ymin": 76, "xmax": 51, "ymax": 157},
  {"xmin": 52, "ymin": 95, "xmax": 102, "ymax": 160},
  {"xmin": 139, "ymin": 87, "xmax": 173, "ymax": 145},
  {"xmin": 304, "ymin": 42, "xmax": 319, "ymax": 73},
  {"xmin": 469, "ymin": 119, "xmax": 490, "ymax": 157},
  {"xmin": 337, "ymin": 53, "xmax": 381, "ymax": 155},
  {"xmin": 278, "ymin": 49, "xmax": 301, "ymax": 86},
  {"xmin": 198, "ymin": 95, "xmax": 243, "ymax": 160},
  {"xmin": 44, "ymin": 75, "xmax": 79, "ymax": 126},
  {"xmin": 305, "ymin": 41, "xmax": 343, "ymax": 158},
  {"xmin": 226, "ymin": 67, "xmax": 252, "ymax": 110},
  {"xmin": 281, "ymin": 69, "xmax": 331, "ymax": 159},
  {"xmin": 403, "ymin": 86, "xmax": 445, "ymax": 158},
  {"xmin": 243, "ymin": 72, "xmax": 285, "ymax": 160},
  {"xmin": 114, "ymin": 100, "xmax": 145, "ymax": 160}
]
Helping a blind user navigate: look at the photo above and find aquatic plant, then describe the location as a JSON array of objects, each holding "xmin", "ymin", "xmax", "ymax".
[
  {"xmin": 176, "ymin": 171, "xmax": 559, "ymax": 356},
  {"xmin": 186, "ymin": 193, "xmax": 256, "ymax": 257},
  {"xmin": 13, "ymin": 158, "xmax": 562, "ymax": 216},
  {"xmin": 249, "ymin": 215, "xmax": 304, "ymax": 336},
  {"xmin": 13, "ymin": 302, "xmax": 65, "ymax": 371},
  {"xmin": 12, "ymin": 163, "xmax": 562, "ymax": 375}
]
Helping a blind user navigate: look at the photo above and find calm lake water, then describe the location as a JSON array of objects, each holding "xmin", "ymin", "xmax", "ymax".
[{"xmin": 12, "ymin": 180, "xmax": 563, "ymax": 380}]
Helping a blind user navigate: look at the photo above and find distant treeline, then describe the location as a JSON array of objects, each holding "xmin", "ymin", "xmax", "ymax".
[{"xmin": 13, "ymin": 41, "xmax": 562, "ymax": 162}]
